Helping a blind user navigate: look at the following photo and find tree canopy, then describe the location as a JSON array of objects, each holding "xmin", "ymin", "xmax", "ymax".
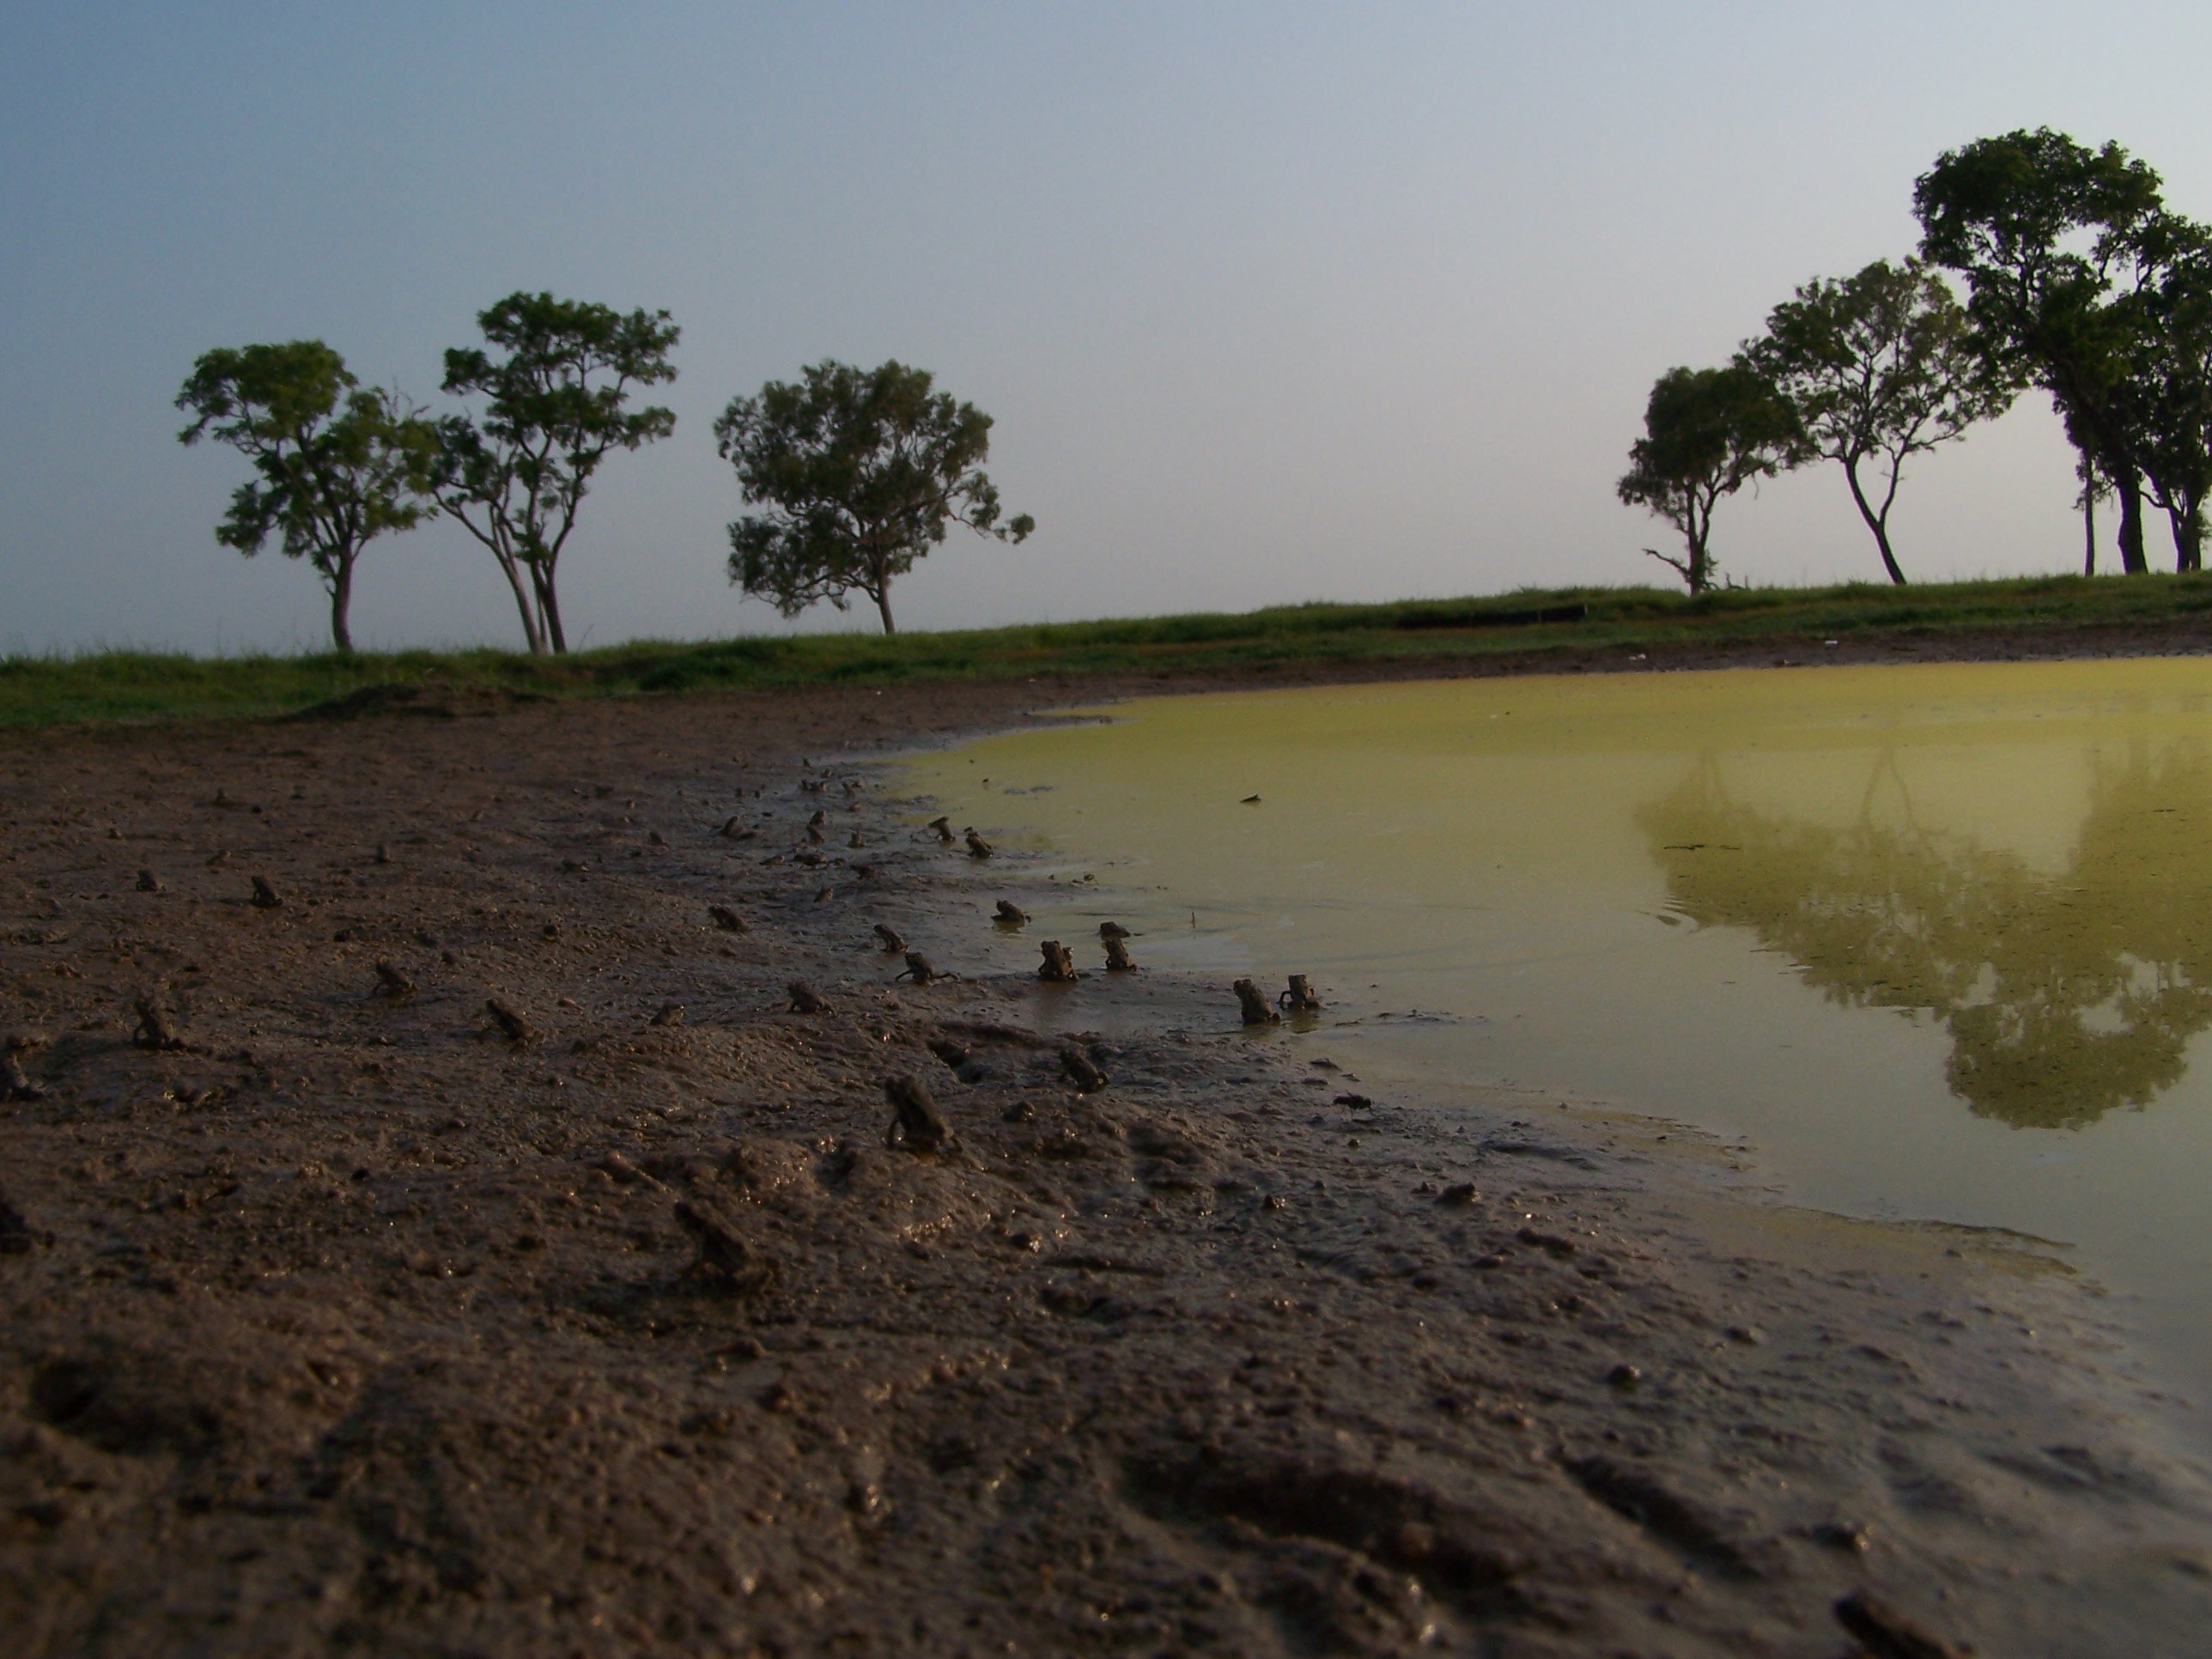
[
  {"xmin": 1914, "ymin": 128, "xmax": 2171, "ymax": 572},
  {"xmin": 1743, "ymin": 258, "xmax": 2016, "ymax": 585},
  {"xmin": 715, "ymin": 360, "xmax": 1033, "ymax": 634},
  {"xmin": 175, "ymin": 339, "xmax": 434, "ymax": 653},
  {"xmin": 432, "ymin": 293, "xmax": 678, "ymax": 653},
  {"xmin": 1616, "ymin": 365, "xmax": 1792, "ymax": 594}
]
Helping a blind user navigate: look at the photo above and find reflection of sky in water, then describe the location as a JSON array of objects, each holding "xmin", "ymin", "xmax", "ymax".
[{"xmin": 896, "ymin": 659, "xmax": 2212, "ymax": 1382}]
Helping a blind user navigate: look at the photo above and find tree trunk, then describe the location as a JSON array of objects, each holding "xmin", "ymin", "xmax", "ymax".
[
  {"xmin": 2175, "ymin": 501, "xmax": 2205, "ymax": 574},
  {"xmin": 873, "ymin": 557, "xmax": 896, "ymax": 635},
  {"xmin": 1843, "ymin": 459, "xmax": 1906, "ymax": 586},
  {"xmin": 2118, "ymin": 468, "xmax": 2148, "ymax": 574},
  {"xmin": 495, "ymin": 554, "xmax": 544, "ymax": 654},
  {"xmin": 2083, "ymin": 489, "xmax": 2097, "ymax": 577},
  {"xmin": 1686, "ymin": 495, "xmax": 1712, "ymax": 594},
  {"xmin": 329, "ymin": 553, "xmax": 356, "ymax": 654},
  {"xmin": 533, "ymin": 562, "xmax": 568, "ymax": 653}
]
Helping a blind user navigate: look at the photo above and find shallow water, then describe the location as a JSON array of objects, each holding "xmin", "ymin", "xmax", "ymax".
[{"xmin": 898, "ymin": 659, "xmax": 2212, "ymax": 1380}]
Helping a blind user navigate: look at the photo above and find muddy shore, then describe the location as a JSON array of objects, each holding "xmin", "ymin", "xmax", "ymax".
[{"xmin": 6, "ymin": 658, "xmax": 2212, "ymax": 1656}]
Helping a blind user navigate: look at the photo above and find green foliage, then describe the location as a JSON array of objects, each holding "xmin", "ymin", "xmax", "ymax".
[
  {"xmin": 1743, "ymin": 258, "xmax": 2018, "ymax": 585},
  {"xmin": 434, "ymin": 293, "xmax": 680, "ymax": 654},
  {"xmin": 174, "ymin": 340, "xmax": 434, "ymax": 653},
  {"xmin": 1616, "ymin": 366, "xmax": 1794, "ymax": 593},
  {"xmin": 716, "ymin": 360, "xmax": 1033, "ymax": 635}
]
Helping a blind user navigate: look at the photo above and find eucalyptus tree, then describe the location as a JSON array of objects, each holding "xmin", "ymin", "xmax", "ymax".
[
  {"xmin": 1914, "ymin": 129, "xmax": 2167, "ymax": 573},
  {"xmin": 715, "ymin": 359, "xmax": 1033, "ymax": 634},
  {"xmin": 1743, "ymin": 258, "xmax": 2016, "ymax": 585},
  {"xmin": 176, "ymin": 340, "xmax": 434, "ymax": 653},
  {"xmin": 432, "ymin": 293, "xmax": 679, "ymax": 653},
  {"xmin": 1616, "ymin": 365, "xmax": 1793, "ymax": 594}
]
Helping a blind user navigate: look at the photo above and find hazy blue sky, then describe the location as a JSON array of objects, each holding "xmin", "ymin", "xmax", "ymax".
[{"xmin": 8, "ymin": 3, "xmax": 2212, "ymax": 653}]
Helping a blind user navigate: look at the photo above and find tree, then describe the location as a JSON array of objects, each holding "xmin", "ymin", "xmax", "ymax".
[
  {"xmin": 432, "ymin": 293, "xmax": 678, "ymax": 653},
  {"xmin": 175, "ymin": 341, "xmax": 434, "ymax": 653},
  {"xmin": 1616, "ymin": 365, "xmax": 1792, "ymax": 593},
  {"xmin": 2121, "ymin": 218, "xmax": 2212, "ymax": 571},
  {"xmin": 1914, "ymin": 129, "xmax": 2167, "ymax": 573},
  {"xmin": 1744, "ymin": 259, "xmax": 2016, "ymax": 585},
  {"xmin": 715, "ymin": 360, "xmax": 1034, "ymax": 634}
]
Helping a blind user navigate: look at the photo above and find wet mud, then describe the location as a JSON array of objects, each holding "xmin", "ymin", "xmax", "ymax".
[{"xmin": 3, "ymin": 678, "xmax": 2210, "ymax": 1656}]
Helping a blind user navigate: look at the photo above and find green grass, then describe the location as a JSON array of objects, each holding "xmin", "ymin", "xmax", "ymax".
[{"xmin": 9, "ymin": 573, "xmax": 2212, "ymax": 728}]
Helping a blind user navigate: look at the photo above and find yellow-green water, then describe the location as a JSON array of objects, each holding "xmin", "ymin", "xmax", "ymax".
[{"xmin": 898, "ymin": 659, "xmax": 2212, "ymax": 1376}]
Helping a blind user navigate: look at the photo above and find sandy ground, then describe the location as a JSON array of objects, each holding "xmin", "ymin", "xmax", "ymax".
[{"xmin": 6, "ymin": 649, "xmax": 2212, "ymax": 1657}]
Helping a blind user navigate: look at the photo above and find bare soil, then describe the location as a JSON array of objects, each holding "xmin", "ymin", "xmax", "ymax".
[{"xmin": 5, "ymin": 663, "xmax": 2212, "ymax": 1657}]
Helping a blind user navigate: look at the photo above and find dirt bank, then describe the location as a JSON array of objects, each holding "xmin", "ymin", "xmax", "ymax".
[{"xmin": 3, "ymin": 676, "xmax": 2211, "ymax": 1656}]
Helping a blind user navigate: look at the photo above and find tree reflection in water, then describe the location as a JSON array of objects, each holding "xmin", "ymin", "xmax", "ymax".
[{"xmin": 1637, "ymin": 743, "xmax": 2212, "ymax": 1128}]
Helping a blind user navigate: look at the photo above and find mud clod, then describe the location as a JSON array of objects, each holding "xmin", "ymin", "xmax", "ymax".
[
  {"xmin": 133, "ymin": 996, "xmax": 185, "ymax": 1052},
  {"xmin": 884, "ymin": 1074, "xmax": 953, "ymax": 1152},
  {"xmin": 1234, "ymin": 978, "xmax": 1281, "ymax": 1025},
  {"xmin": 1060, "ymin": 1049, "xmax": 1110, "ymax": 1093},
  {"xmin": 0, "ymin": 1188, "xmax": 40, "ymax": 1253},
  {"xmin": 484, "ymin": 997, "xmax": 534, "ymax": 1045},
  {"xmin": 673, "ymin": 1197, "xmax": 776, "ymax": 1291},
  {"xmin": 1037, "ymin": 940, "xmax": 1077, "ymax": 982},
  {"xmin": 1833, "ymin": 1589, "xmax": 1971, "ymax": 1659}
]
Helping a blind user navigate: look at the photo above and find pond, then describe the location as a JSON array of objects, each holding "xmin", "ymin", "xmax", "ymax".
[{"xmin": 897, "ymin": 658, "xmax": 2212, "ymax": 1380}]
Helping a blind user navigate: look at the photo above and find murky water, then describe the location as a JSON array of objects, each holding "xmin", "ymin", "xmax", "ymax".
[{"xmin": 898, "ymin": 659, "xmax": 2212, "ymax": 1378}]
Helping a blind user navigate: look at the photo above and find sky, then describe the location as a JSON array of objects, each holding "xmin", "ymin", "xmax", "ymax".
[{"xmin": 7, "ymin": 2, "xmax": 2212, "ymax": 655}]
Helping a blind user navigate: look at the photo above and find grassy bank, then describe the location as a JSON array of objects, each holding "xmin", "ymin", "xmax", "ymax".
[{"xmin": 9, "ymin": 573, "xmax": 2212, "ymax": 727}]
